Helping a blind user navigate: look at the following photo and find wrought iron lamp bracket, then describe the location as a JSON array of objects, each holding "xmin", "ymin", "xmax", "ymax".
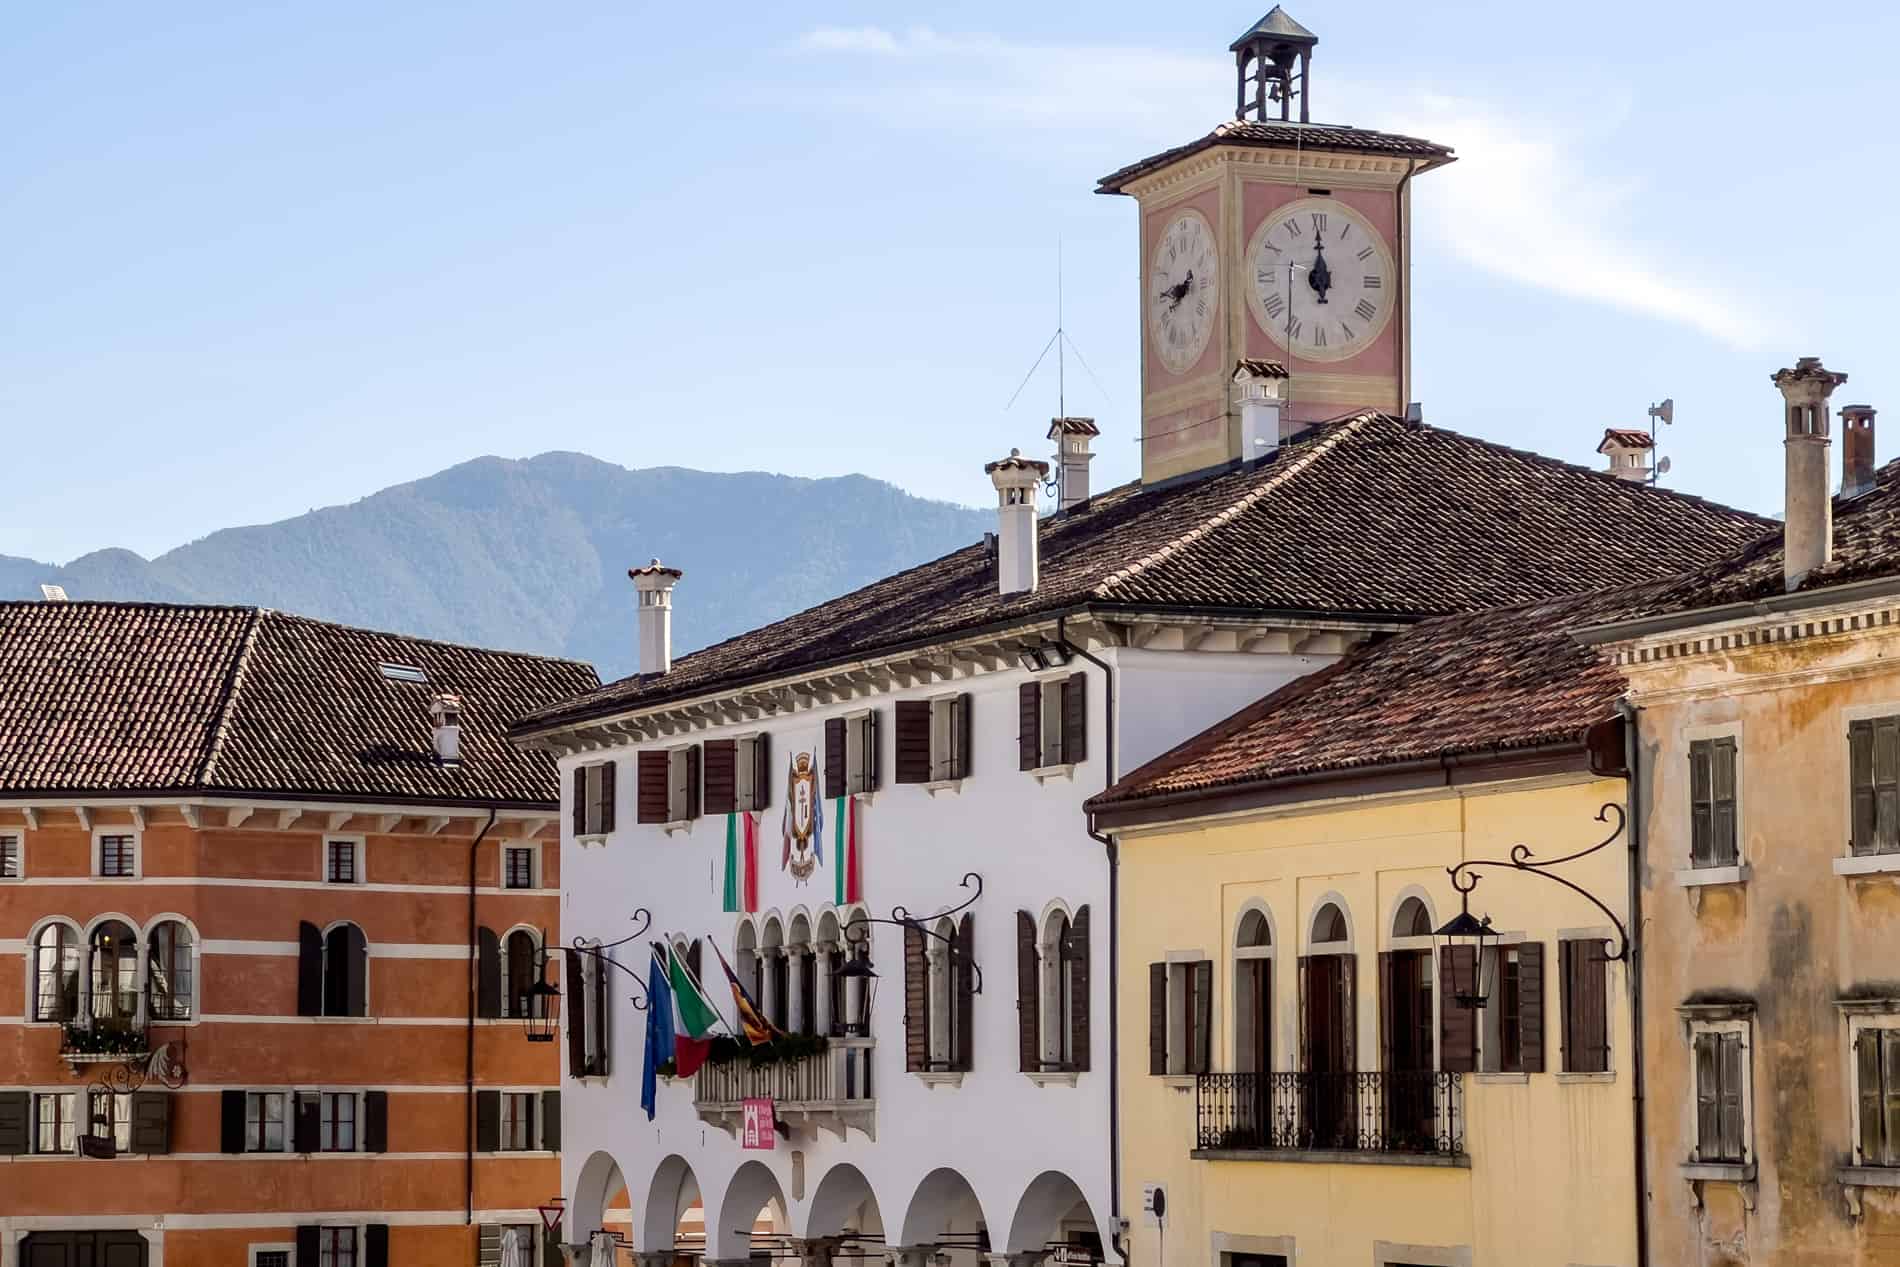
[
  {"xmin": 1445, "ymin": 802, "xmax": 1631, "ymax": 963},
  {"xmin": 536, "ymin": 907, "xmax": 656, "ymax": 1011},
  {"xmin": 842, "ymin": 871, "xmax": 986, "ymax": 993}
]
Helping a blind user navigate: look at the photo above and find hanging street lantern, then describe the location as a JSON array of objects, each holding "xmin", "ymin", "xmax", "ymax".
[
  {"xmin": 522, "ymin": 974, "xmax": 562, "ymax": 1043},
  {"xmin": 1433, "ymin": 904, "xmax": 1499, "ymax": 1009},
  {"xmin": 835, "ymin": 954, "xmax": 878, "ymax": 1036}
]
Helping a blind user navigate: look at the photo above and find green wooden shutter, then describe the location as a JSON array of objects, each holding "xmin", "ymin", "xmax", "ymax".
[
  {"xmin": 1877, "ymin": 720, "xmax": 1900, "ymax": 854},
  {"xmin": 1711, "ymin": 738, "xmax": 1738, "ymax": 866},
  {"xmin": 1689, "ymin": 742, "xmax": 1714, "ymax": 866},
  {"xmin": 1148, "ymin": 963, "xmax": 1167, "ymax": 1075},
  {"xmin": 0, "ymin": 1091, "xmax": 29, "ymax": 1155},
  {"xmin": 541, "ymin": 1089, "xmax": 561, "ymax": 1151},
  {"xmin": 128, "ymin": 1092, "xmax": 170, "ymax": 1154},
  {"xmin": 474, "ymin": 1090, "xmax": 500, "ymax": 1153},
  {"xmin": 1852, "ymin": 721, "xmax": 1878, "ymax": 855}
]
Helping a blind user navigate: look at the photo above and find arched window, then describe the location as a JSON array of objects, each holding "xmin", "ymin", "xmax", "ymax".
[
  {"xmin": 1039, "ymin": 909, "xmax": 1074, "ymax": 1069},
  {"xmin": 760, "ymin": 915, "xmax": 787, "ymax": 1031},
  {"xmin": 503, "ymin": 929, "xmax": 540, "ymax": 1019},
  {"xmin": 1393, "ymin": 897, "xmax": 1433, "ymax": 939},
  {"xmin": 322, "ymin": 923, "xmax": 368, "ymax": 1017},
  {"xmin": 1300, "ymin": 899, "xmax": 1356, "ymax": 1147},
  {"xmin": 32, "ymin": 924, "xmax": 79, "ymax": 1022},
  {"xmin": 921, "ymin": 912, "xmax": 973, "ymax": 1073},
  {"xmin": 146, "ymin": 920, "xmax": 195, "ymax": 1021},
  {"xmin": 1234, "ymin": 906, "xmax": 1273, "ymax": 1074},
  {"xmin": 1312, "ymin": 902, "xmax": 1350, "ymax": 948},
  {"xmin": 1026, "ymin": 904, "xmax": 1088, "ymax": 1074},
  {"xmin": 88, "ymin": 921, "xmax": 139, "ymax": 1022},
  {"xmin": 787, "ymin": 913, "xmax": 815, "ymax": 1036}
]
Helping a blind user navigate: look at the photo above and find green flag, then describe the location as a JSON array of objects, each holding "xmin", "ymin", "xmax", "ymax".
[{"xmin": 665, "ymin": 945, "xmax": 722, "ymax": 1039}]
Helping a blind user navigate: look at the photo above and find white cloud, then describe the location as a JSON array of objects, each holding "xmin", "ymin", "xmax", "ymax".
[{"xmin": 789, "ymin": 26, "xmax": 1777, "ymax": 350}]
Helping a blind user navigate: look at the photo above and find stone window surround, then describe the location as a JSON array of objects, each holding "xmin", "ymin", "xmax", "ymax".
[
  {"xmin": 1677, "ymin": 1000, "xmax": 1758, "ymax": 1209},
  {"xmin": 1835, "ymin": 701, "xmax": 1900, "ymax": 877},
  {"xmin": 1675, "ymin": 720, "xmax": 1748, "ymax": 895}
]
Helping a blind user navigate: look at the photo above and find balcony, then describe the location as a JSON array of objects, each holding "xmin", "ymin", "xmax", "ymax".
[
  {"xmin": 59, "ymin": 1020, "xmax": 151, "ymax": 1068},
  {"xmin": 1192, "ymin": 1071, "xmax": 1466, "ymax": 1166},
  {"xmin": 695, "ymin": 1036, "xmax": 875, "ymax": 1141}
]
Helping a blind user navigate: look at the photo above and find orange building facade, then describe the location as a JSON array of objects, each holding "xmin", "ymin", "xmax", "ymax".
[{"xmin": 0, "ymin": 601, "xmax": 597, "ymax": 1267}]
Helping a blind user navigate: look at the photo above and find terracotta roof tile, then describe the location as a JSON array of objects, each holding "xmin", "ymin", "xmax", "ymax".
[
  {"xmin": 0, "ymin": 602, "xmax": 596, "ymax": 805},
  {"xmin": 515, "ymin": 411, "xmax": 1769, "ymax": 733},
  {"xmin": 1097, "ymin": 120, "xmax": 1454, "ymax": 195}
]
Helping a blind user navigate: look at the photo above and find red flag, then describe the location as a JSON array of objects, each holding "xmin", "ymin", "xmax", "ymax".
[{"xmin": 673, "ymin": 1034, "xmax": 715, "ymax": 1078}]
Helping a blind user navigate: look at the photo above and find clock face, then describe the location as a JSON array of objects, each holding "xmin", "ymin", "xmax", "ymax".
[
  {"xmin": 1147, "ymin": 209, "xmax": 1219, "ymax": 375},
  {"xmin": 1245, "ymin": 198, "xmax": 1395, "ymax": 364}
]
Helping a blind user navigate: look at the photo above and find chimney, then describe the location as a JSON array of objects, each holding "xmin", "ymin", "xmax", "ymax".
[
  {"xmin": 428, "ymin": 693, "xmax": 463, "ymax": 767},
  {"xmin": 1233, "ymin": 360, "xmax": 1288, "ymax": 459},
  {"xmin": 984, "ymin": 449, "xmax": 1049, "ymax": 595},
  {"xmin": 1047, "ymin": 417, "xmax": 1099, "ymax": 511},
  {"xmin": 1843, "ymin": 405, "xmax": 1877, "ymax": 499},
  {"xmin": 1773, "ymin": 356, "xmax": 1849, "ymax": 591},
  {"xmin": 1596, "ymin": 429, "xmax": 1654, "ymax": 483},
  {"xmin": 628, "ymin": 559, "xmax": 684, "ymax": 675}
]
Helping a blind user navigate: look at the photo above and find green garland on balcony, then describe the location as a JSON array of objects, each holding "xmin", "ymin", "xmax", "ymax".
[
  {"xmin": 659, "ymin": 1032, "xmax": 829, "ymax": 1079},
  {"xmin": 61, "ymin": 1021, "xmax": 148, "ymax": 1056}
]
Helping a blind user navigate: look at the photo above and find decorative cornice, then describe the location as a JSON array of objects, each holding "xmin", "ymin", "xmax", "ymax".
[
  {"xmin": 1598, "ymin": 597, "xmax": 1900, "ymax": 683},
  {"xmin": 1123, "ymin": 146, "xmax": 1418, "ymax": 202}
]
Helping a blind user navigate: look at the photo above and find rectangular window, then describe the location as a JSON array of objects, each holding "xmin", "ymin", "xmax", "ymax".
[
  {"xmin": 319, "ymin": 1227, "xmax": 358, "ymax": 1267},
  {"xmin": 97, "ymin": 833, "xmax": 137, "ymax": 878},
  {"xmin": 929, "ymin": 695, "xmax": 969, "ymax": 782},
  {"xmin": 1850, "ymin": 717, "xmax": 1900, "ymax": 856},
  {"xmin": 844, "ymin": 713, "xmax": 877, "ymax": 795},
  {"xmin": 1165, "ymin": 960, "xmax": 1212, "ymax": 1075},
  {"xmin": 498, "ymin": 1091, "xmax": 536, "ymax": 1151},
  {"xmin": 1040, "ymin": 681, "xmax": 1066, "ymax": 765},
  {"xmin": 579, "ymin": 761, "xmax": 615, "ymax": 835},
  {"xmin": 0, "ymin": 833, "xmax": 20, "ymax": 878},
  {"xmin": 1856, "ymin": 1024, "xmax": 1900, "ymax": 1167},
  {"xmin": 1688, "ymin": 737, "xmax": 1739, "ymax": 868},
  {"xmin": 319, "ymin": 1092, "xmax": 358, "ymax": 1152},
  {"xmin": 503, "ymin": 846, "xmax": 535, "ymax": 890},
  {"xmin": 325, "ymin": 840, "xmax": 359, "ymax": 884},
  {"xmin": 734, "ymin": 733, "xmax": 768, "ymax": 812},
  {"xmin": 1560, "ymin": 940, "xmax": 1610, "ymax": 1073},
  {"xmin": 34, "ymin": 1092, "xmax": 76, "ymax": 1154},
  {"xmin": 246, "ymin": 1091, "xmax": 287, "ymax": 1152},
  {"xmin": 1693, "ymin": 1026, "xmax": 1749, "ymax": 1163},
  {"xmin": 87, "ymin": 1090, "xmax": 132, "ymax": 1153},
  {"xmin": 1480, "ymin": 946, "xmax": 1526, "ymax": 1073},
  {"xmin": 254, "ymin": 1253, "xmax": 291, "ymax": 1267}
]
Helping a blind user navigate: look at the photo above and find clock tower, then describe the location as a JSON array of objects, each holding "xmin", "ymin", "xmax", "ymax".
[{"xmin": 1097, "ymin": 9, "xmax": 1455, "ymax": 484}]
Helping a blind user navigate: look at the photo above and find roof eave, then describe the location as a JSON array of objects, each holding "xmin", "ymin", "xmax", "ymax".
[{"xmin": 1572, "ymin": 574, "xmax": 1900, "ymax": 647}]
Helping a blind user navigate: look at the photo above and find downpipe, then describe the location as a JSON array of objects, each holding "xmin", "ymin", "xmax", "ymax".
[
  {"xmin": 466, "ymin": 807, "xmax": 498, "ymax": 1226},
  {"xmin": 1616, "ymin": 701, "xmax": 1650, "ymax": 1267}
]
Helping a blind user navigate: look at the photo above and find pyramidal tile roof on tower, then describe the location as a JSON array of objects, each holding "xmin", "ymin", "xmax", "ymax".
[
  {"xmin": 1096, "ymin": 119, "xmax": 1455, "ymax": 196},
  {"xmin": 512, "ymin": 410, "xmax": 1771, "ymax": 735},
  {"xmin": 0, "ymin": 602, "xmax": 597, "ymax": 804}
]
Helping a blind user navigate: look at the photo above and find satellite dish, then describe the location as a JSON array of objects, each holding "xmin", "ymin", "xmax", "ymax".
[
  {"xmin": 1648, "ymin": 398, "xmax": 1675, "ymax": 426},
  {"xmin": 1655, "ymin": 456, "xmax": 1673, "ymax": 477}
]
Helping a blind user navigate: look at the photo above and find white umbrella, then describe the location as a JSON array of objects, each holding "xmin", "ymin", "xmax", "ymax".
[
  {"xmin": 589, "ymin": 1232, "xmax": 617, "ymax": 1267},
  {"xmin": 500, "ymin": 1227, "xmax": 525, "ymax": 1267}
]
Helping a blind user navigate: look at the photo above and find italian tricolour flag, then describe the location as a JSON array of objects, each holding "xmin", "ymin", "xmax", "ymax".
[{"xmin": 833, "ymin": 795, "xmax": 861, "ymax": 906}]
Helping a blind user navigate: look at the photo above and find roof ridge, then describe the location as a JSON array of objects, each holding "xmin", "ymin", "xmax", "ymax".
[
  {"xmin": 259, "ymin": 607, "xmax": 595, "ymax": 669},
  {"xmin": 193, "ymin": 608, "xmax": 266, "ymax": 788},
  {"xmin": 1094, "ymin": 413, "xmax": 1377, "ymax": 598}
]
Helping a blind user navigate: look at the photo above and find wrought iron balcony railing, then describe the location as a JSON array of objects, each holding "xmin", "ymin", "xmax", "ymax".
[
  {"xmin": 1194, "ymin": 1070, "xmax": 1464, "ymax": 1159},
  {"xmin": 694, "ymin": 1036, "xmax": 875, "ymax": 1141}
]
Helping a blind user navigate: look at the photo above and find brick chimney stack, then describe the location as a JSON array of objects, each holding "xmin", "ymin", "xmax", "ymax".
[
  {"xmin": 1773, "ymin": 357, "xmax": 1849, "ymax": 591},
  {"xmin": 1842, "ymin": 405, "xmax": 1877, "ymax": 499},
  {"xmin": 629, "ymin": 559, "xmax": 684, "ymax": 675}
]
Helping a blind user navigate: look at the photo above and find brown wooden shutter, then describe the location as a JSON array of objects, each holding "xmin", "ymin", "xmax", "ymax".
[
  {"xmin": 599, "ymin": 760, "xmax": 617, "ymax": 832},
  {"xmin": 824, "ymin": 718, "xmax": 846, "ymax": 797},
  {"xmin": 1019, "ymin": 683, "xmax": 1042, "ymax": 770},
  {"xmin": 540, "ymin": 1089, "xmax": 561, "ymax": 1151},
  {"xmin": 591, "ymin": 954, "xmax": 611, "ymax": 1076},
  {"xmin": 365, "ymin": 1224, "xmax": 389, "ymax": 1267},
  {"xmin": 1876, "ymin": 719, "xmax": 1900, "ymax": 854},
  {"xmin": 1689, "ymin": 742, "xmax": 1714, "ymax": 866},
  {"xmin": 904, "ymin": 924, "xmax": 928, "ymax": 1073},
  {"xmin": 683, "ymin": 746, "xmax": 701, "ymax": 819},
  {"xmin": 123, "ymin": 1091, "xmax": 169, "ymax": 1154},
  {"xmin": 363, "ymin": 1090, "xmax": 388, "ymax": 1153},
  {"xmin": 1560, "ymin": 941, "xmax": 1609, "ymax": 1073},
  {"xmin": 1852, "ymin": 720, "xmax": 1878, "ymax": 855},
  {"xmin": 563, "ymin": 949, "xmax": 587, "ymax": 1078},
  {"xmin": 752, "ymin": 732, "xmax": 773, "ymax": 810},
  {"xmin": 1518, "ymin": 942, "xmax": 1547, "ymax": 1073},
  {"xmin": 1719, "ymin": 1032, "xmax": 1745, "ymax": 1160},
  {"xmin": 296, "ymin": 1227, "xmax": 320, "ymax": 1266},
  {"xmin": 1859, "ymin": 1029, "xmax": 1883, "ymax": 1164},
  {"xmin": 344, "ymin": 925, "xmax": 369, "ymax": 1017},
  {"xmin": 955, "ymin": 693, "xmax": 974, "ymax": 780},
  {"xmin": 297, "ymin": 921, "xmax": 323, "ymax": 1016},
  {"xmin": 894, "ymin": 700, "xmax": 932, "ymax": 784},
  {"xmin": 955, "ymin": 913, "xmax": 975, "ymax": 1073},
  {"xmin": 703, "ymin": 740, "xmax": 738, "ymax": 815},
  {"xmin": 571, "ymin": 766, "xmax": 586, "ymax": 837},
  {"xmin": 1018, "ymin": 912, "xmax": 1041, "ymax": 1072},
  {"xmin": 864, "ymin": 710, "xmax": 881, "ymax": 790},
  {"xmin": 474, "ymin": 1089, "xmax": 500, "ymax": 1152},
  {"xmin": 1192, "ymin": 959, "xmax": 1214, "ymax": 1075},
  {"xmin": 1298, "ymin": 956, "xmax": 1312, "ymax": 1072},
  {"xmin": 1339, "ymin": 955, "xmax": 1357, "ymax": 1074},
  {"xmin": 1378, "ymin": 952, "xmax": 1396, "ymax": 1073},
  {"xmin": 0, "ymin": 1091, "xmax": 26, "ymax": 1156},
  {"xmin": 1069, "ymin": 905, "xmax": 1091, "ymax": 1072},
  {"xmin": 293, "ymin": 1092, "xmax": 319, "ymax": 1153},
  {"xmin": 1693, "ymin": 1032, "xmax": 1719, "ymax": 1157},
  {"xmin": 220, "ymin": 1090, "xmax": 246, "ymax": 1154},
  {"xmin": 477, "ymin": 927, "xmax": 502, "ymax": 1019},
  {"xmin": 1439, "ymin": 947, "xmax": 1477, "ymax": 1073},
  {"xmin": 1063, "ymin": 672, "xmax": 1088, "ymax": 764},
  {"xmin": 636, "ymin": 752, "xmax": 669, "ymax": 824},
  {"xmin": 1148, "ymin": 962, "xmax": 1168, "ymax": 1075},
  {"xmin": 1711, "ymin": 737, "xmax": 1738, "ymax": 865}
]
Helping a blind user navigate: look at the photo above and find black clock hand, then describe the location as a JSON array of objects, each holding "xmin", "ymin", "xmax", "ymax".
[
  {"xmin": 1306, "ymin": 232, "xmax": 1332, "ymax": 305},
  {"xmin": 1158, "ymin": 271, "xmax": 1194, "ymax": 311}
]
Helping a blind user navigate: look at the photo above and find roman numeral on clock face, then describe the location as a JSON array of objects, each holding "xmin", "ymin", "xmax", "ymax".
[
  {"xmin": 1263, "ymin": 293, "xmax": 1285, "ymax": 319},
  {"xmin": 1284, "ymin": 221, "xmax": 1303, "ymax": 240},
  {"xmin": 1356, "ymin": 246, "xmax": 1374, "ymax": 261},
  {"xmin": 1313, "ymin": 326, "xmax": 1328, "ymax": 348},
  {"xmin": 1362, "ymin": 274, "xmax": 1381, "ymax": 289},
  {"xmin": 1354, "ymin": 298, "xmax": 1377, "ymax": 322},
  {"xmin": 1312, "ymin": 212, "xmax": 1328, "ymax": 236}
]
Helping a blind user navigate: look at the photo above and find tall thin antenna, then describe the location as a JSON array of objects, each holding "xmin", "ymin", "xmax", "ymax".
[
  {"xmin": 1057, "ymin": 236, "xmax": 1065, "ymax": 419},
  {"xmin": 1003, "ymin": 235, "xmax": 1111, "ymax": 417}
]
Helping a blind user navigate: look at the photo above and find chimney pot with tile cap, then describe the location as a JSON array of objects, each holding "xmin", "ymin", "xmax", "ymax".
[
  {"xmin": 1843, "ymin": 404, "xmax": 1877, "ymax": 499},
  {"xmin": 1047, "ymin": 417, "xmax": 1099, "ymax": 512},
  {"xmin": 629, "ymin": 559, "xmax": 684, "ymax": 675},
  {"xmin": 428, "ymin": 693, "xmax": 463, "ymax": 767},
  {"xmin": 1233, "ymin": 360, "xmax": 1288, "ymax": 459},
  {"xmin": 985, "ymin": 449, "xmax": 1049, "ymax": 595},
  {"xmin": 1774, "ymin": 356, "xmax": 1849, "ymax": 591}
]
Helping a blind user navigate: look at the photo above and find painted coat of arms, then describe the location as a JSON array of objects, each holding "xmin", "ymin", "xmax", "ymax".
[{"xmin": 781, "ymin": 750, "xmax": 824, "ymax": 884}]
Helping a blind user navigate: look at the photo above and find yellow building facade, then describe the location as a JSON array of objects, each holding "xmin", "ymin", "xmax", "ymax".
[{"xmin": 1105, "ymin": 773, "xmax": 1639, "ymax": 1267}]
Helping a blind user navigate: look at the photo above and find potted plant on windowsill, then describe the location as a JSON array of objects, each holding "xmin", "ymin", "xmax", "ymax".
[{"xmin": 59, "ymin": 1018, "xmax": 150, "ymax": 1063}]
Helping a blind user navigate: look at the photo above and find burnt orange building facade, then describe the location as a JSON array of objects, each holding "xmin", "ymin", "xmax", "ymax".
[{"xmin": 0, "ymin": 601, "xmax": 597, "ymax": 1267}]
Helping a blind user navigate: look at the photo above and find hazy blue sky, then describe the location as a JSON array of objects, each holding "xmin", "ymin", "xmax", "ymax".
[{"xmin": 5, "ymin": 3, "xmax": 1896, "ymax": 564}]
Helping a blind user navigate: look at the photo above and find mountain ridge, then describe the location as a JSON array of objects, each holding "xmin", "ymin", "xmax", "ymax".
[{"xmin": 1, "ymin": 453, "xmax": 993, "ymax": 682}]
